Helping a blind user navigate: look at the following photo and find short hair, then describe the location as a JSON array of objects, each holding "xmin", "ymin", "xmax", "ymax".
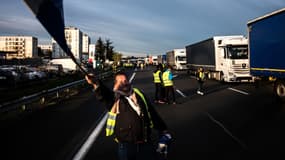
[
  {"xmin": 114, "ymin": 71, "xmax": 128, "ymax": 79},
  {"xmin": 166, "ymin": 64, "xmax": 173, "ymax": 69},
  {"xmin": 157, "ymin": 63, "xmax": 163, "ymax": 70}
]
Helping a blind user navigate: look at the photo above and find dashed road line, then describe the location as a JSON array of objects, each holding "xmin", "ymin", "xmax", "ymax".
[
  {"xmin": 228, "ymin": 87, "xmax": 249, "ymax": 95},
  {"xmin": 129, "ymin": 72, "xmax": 136, "ymax": 82},
  {"xmin": 176, "ymin": 89, "xmax": 187, "ymax": 97}
]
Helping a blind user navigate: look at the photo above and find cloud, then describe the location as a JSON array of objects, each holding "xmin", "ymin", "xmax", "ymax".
[{"xmin": 1, "ymin": 0, "xmax": 285, "ymax": 55}]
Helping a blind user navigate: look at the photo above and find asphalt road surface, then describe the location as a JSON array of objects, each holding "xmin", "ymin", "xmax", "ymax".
[{"xmin": 1, "ymin": 66, "xmax": 285, "ymax": 160}]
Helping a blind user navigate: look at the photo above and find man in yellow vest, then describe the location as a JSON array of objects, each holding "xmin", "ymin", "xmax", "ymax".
[
  {"xmin": 85, "ymin": 71, "xmax": 171, "ymax": 160},
  {"xmin": 162, "ymin": 65, "xmax": 176, "ymax": 104},
  {"xmin": 196, "ymin": 67, "xmax": 206, "ymax": 95},
  {"xmin": 153, "ymin": 63, "xmax": 165, "ymax": 104}
]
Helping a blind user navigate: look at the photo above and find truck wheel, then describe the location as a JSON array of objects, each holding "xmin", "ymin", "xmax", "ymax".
[{"xmin": 274, "ymin": 81, "xmax": 285, "ymax": 100}]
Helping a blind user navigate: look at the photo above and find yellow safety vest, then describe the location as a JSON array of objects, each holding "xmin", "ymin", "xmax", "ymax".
[
  {"xmin": 106, "ymin": 88, "xmax": 153, "ymax": 137},
  {"xmin": 162, "ymin": 70, "xmax": 173, "ymax": 86},
  {"xmin": 199, "ymin": 71, "xmax": 205, "ymax": 80},
  {"xmin": 153, "ymin": 70, "xmax": 161, "ymax": 83}
]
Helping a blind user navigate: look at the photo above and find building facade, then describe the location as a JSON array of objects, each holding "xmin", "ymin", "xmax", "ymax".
[
  {"xmin": 52, "ymin": 26, "xmax": 83, "ymax": 61},
  {"xmin": 38, "ymin": 44, "xmax": 52, "ymax": 58},
  {"xmin": 0, "ymin": 36, "xmax": 38, "ymax": 59},
  {"xmin": 82, "ymin": 34, "xmax": 90, "ymax": 55}
]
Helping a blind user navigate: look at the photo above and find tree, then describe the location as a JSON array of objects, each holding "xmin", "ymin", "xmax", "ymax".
[
  {"xmin": 95, "ymin": 37, "xmax": 105, "ymax": 61},
  {"xmin": 105, "ymin": 39, "xmax": 114, "ymax": 61},
  {"xmin": 112, "ymin": 52, "xmax": 122, "ymax": 65}
]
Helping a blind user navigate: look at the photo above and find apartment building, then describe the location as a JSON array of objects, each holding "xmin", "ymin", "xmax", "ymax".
[
  {"xmin": 0, "ymin": 36, "xmax": 38, "ymax": 59},
  {"xmin": 52, "ymin": 26, "xmax": 83, "ymax": 61}
]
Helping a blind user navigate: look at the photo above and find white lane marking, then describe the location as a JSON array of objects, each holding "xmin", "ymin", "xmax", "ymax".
[
  {"xmin": 129, "ymin": 72, "xmax": 136, "ymax": 83},
  {"xmin": 205, "ymin": 112, "xmax": 248, "ymax": 150},
  {"xmin": 173, "ymin": 75, "xmax": 178, "ymax": 78},
  {"xmin": 73, "ymin": 72, "xmax": 136, "ymax": 160},
  {"xmin": 176, "ymin": 89, "xmax": 187, "ymax": 97},
  {"xmin": 228, "ymin": 87, "xmax": 249, "ymax": 95},
  {"xmin": 72, "ymin": 112, "xmax": 108, "ymax": 160}
]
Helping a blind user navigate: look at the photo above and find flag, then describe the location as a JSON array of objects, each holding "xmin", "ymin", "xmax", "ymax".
[{"xmin": 23, "ymin": 0, "xmax": 88, "ymax": 74}]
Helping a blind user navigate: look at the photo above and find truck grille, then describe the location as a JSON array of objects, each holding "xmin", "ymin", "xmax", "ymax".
[{"xmin": 231, "ymin": 64, "xmax": 250, "ymax": 74}]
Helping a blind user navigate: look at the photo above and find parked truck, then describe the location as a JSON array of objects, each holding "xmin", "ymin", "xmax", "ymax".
[
  {"xmin": 186, "ymin": 35, "xmax": 252, "ymax": 82},
  {"xmin": 248, "ymin": 8, "xmax": 285, "ymax": 99},
  {"xmin": 166, "ymin": 49, "xmax": 187, "ymax": 70}
]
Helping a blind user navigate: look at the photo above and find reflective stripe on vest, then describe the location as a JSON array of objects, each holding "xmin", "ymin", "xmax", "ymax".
[
  {"xmin": 106, "ymin": 112, "xmax": 116, "ymax": 136},
  {"xmin": 133, "ymin": 88, "xmax": 154, "ymax": 128},
  {"xmin": 105, "ymin": 88, "xmax": 153, "ymax": 137},
  {"xmin": 162, "ymin": 70, "xmax": 173, "ymax": 86},
  {"xmin": 153, "ymin": 70, "xmax": 161, "ymax": 83},
  {"xmin": 199, "ymin": 71, "xmax": 205, "ymax": 80}
]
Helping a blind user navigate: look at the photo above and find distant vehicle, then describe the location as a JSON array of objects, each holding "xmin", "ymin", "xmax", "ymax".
[
  {"xmin": 17, "ymin": 66, "xmax": 46, "ymax": 80},
  {"xmin": 166, "ymin": 49, "xmax": 187, "ymax": 70},
  {"xmin": 23, "ymin": 69, "xmax": 46, "ymax": 80},
  {"xmin": 186, "ymin": 35, "xmax": 252, "ymax": 82},
  {"xmin": 248, "ymin": 8, "xmax": 285, "ymax": 99},
  {"xmin": 49, "ymin": 58, "xmax": 78, "ymax": 73},
  {"xmin": 157, "ymin": 54, "xmax": 166, "ymax": 64},
  {"xmin": 38, "ymin": 64, "xmax": 63, "ymax": 76},
  {"xmin": 152, "ymin": 56, "xmax": 158, "ymax": 65},
  {"xmin": 0, "ymin": 67, "xmax": 20, "ymax": 86}
]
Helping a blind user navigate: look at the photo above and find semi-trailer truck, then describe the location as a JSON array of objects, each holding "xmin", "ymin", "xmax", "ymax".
[
  {"xmin": 248, "ymin": 8, "xmax": 285, "ymax": 99},
  {"xmin": 166, "ymin": 49, "xmax": 187, "ymax": 70},
  {"xmin": 186, "ymin": 35, "xmax": 252, "ymax": 82}
]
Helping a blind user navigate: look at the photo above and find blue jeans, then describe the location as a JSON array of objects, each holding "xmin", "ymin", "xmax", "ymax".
[{"xmin": 118, "ymin": 142, "xmax": 157, "ymax": 160}]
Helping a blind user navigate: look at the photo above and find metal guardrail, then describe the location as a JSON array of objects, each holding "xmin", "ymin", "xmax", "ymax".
[{"xmin": 0, "ymin": 69, "xmax": 117, "ymax": 113}]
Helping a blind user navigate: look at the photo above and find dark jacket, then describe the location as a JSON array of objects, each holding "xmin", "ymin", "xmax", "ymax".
[{"xmin": 93, "ymin": 80, "xmax": 167, "ymax": 143}]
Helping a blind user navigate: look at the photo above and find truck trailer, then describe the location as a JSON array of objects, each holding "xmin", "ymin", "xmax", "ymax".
[
  {"xmin": 248, "ymin": 8, "xmax": 285, "ymax": 99},
  {"xmin": 166, "ymin": 49, "xmax": 187, "ymax": 70},
  {"xmin": 186, "ymin": 35, "xmax": 252, "ymax": 82},
  {"xmin": 49, "ymin": 58, "xmax": 79, "ymax": 73}
]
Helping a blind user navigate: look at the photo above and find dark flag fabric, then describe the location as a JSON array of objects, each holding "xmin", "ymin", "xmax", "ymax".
[{"xmin": 23, "ymin": 0, "xmax": 88, "ymax": 74}]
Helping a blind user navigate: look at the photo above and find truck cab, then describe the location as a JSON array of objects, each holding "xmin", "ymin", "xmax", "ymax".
[
  {"xmin": 166, "ymin": 49, "xmax": 187, "ymax": 70},
  {"xmin": 214, "ymin": 36, "xmax": 252, "ymax": 82},
  {"xmin": 175, "ymin": 51, "xmax": 187, "ymax": 70}
]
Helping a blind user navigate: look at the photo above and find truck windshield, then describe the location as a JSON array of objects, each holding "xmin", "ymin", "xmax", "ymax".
[
  {"xmin": 227, "ymin": 45, "xmax": 248, "ymax": 59},
  {"xmin": 176, "ymin": 56, "xmax": 186, "ymax": 61}
]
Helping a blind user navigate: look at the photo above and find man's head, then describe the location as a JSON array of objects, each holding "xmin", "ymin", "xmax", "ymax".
[
  {"xmin": 166, "ymin": 64, "xmax": 172, "ymax": 70},
  {"xmin": 157, "ymin": 63, "xmax": 163, "ymax": 71},
  {"xmin": 113, "ymin": 71, "xmax": 130, "ymax": 91}
]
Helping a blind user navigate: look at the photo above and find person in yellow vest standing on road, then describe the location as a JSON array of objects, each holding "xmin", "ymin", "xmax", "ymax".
[
  {"xmin": 196, "ymin": 67, "xmax": 206, "ymax": 95},
  {"xmin": 162, "ymin": 64, "xmax": 176, "ymax": 105},
  {"xmin": 153, "ymin": 63, "xmax": 165, "ymax": 104}
]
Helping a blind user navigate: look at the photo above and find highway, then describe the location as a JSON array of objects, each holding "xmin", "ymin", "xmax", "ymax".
[{"xmin": 1, "ymin": 66, "xmax": 285, "ymax": 160}]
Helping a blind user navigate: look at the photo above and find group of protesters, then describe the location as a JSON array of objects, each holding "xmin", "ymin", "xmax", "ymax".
[
  {"xmin": 153, "ymin": 63, "xmax": 176, "ymax": 105},
  {"xmin": 153, "ymin": 63, "xmax": 206, "ymax": 104}
]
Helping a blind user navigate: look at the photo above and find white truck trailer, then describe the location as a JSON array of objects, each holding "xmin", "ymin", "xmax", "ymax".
[
  {"xmin": 49, "ymin": 58, "xmax": 79, "ymax": 73},
  {"xmin": 186, "ymin": 35, "xmax": 252, "ymax": 82},
  {"xmin": 166, "ymin": 49, "xmax": 187, "ymax": 70}
]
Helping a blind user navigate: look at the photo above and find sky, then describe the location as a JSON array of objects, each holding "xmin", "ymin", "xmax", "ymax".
[{"xmin": 0, "ymin": 0, "xmax": 285, "ymax": 56}]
